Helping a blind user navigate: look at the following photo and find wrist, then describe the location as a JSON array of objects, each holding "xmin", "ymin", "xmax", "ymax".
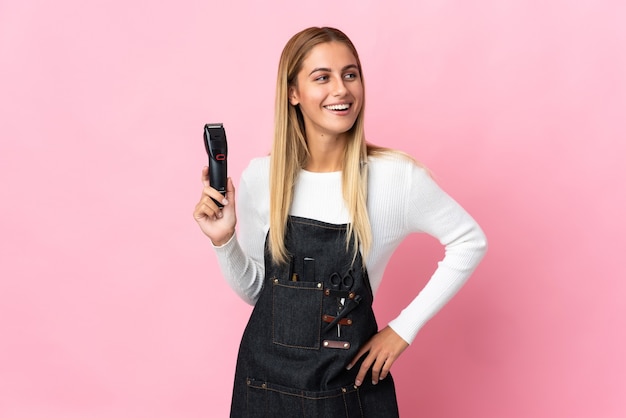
[{"xmin": 211, "ymin": 231, "xmax": 235, "ymax": 247}]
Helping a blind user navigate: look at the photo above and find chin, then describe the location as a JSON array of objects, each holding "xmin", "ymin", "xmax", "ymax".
[{"xmin": 329, "ymin": 120, "xmax": 358, "ymax": 134}]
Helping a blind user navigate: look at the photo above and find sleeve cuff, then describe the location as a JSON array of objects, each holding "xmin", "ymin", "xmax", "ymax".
[
  {"xmin": 211, "ymin": 232, "xmax": 236, "ymax": 249},
  {"xmin": 387, "ymin": 319, "xmax": 417, "ymax": 345}
]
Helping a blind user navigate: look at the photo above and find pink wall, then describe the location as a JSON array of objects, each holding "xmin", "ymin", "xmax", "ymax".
[{"xmin": 1, "ymin": 1, "xmax": 624, "ymax": 417}]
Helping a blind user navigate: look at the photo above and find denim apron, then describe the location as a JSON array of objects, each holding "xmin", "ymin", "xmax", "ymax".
[{"xmin": 230, "ymin": 216, "xmax": 400, "ymax": 417}]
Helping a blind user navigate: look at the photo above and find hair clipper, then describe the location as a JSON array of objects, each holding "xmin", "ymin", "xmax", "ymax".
[{"xmin": 203, "ymin": 123, "xmax": 228, "ymax": 207}]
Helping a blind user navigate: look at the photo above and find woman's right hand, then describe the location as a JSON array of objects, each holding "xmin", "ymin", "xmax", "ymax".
[{"xmin": 193, "ymin": 166, "xmax": 237, "ymax": 246}]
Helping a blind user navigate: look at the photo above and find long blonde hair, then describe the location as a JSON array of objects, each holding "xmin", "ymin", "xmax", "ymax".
[{"xmin": 269, "ymin": 27, "xmax": 383, "ymax": 265}]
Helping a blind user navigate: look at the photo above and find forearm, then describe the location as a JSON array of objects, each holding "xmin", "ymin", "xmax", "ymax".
[
  {"xmin": 211, "ymin": 158, "xmax": 269, "ymax": 305},
  {"xmin": 389, "ymin": 164, "xmax": 488, "ymax": 343},
  {"xmin": 213, "ymin": 233, "xmax": 265, "ymax": 305}
]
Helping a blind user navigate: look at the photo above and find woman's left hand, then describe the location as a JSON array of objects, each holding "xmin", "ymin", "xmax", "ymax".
[{"xmin": 347, "ymin": 326, "xmax": 409, "ymax": 387}]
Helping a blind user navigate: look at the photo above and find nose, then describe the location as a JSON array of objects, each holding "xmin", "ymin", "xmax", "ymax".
[{"xmin": 332, "ymin": 77, "xmax": 348, "ymax": 97}]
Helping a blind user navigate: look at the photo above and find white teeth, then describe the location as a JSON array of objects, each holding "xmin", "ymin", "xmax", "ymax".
[{"xmin": 325, "ymin": 104, "xmax": 350, "ymax": 111}]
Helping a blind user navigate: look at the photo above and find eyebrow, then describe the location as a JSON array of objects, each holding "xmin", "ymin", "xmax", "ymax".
[{"xmin": 308, "ymin": 64, "xmax": 359, "ymax": 76}]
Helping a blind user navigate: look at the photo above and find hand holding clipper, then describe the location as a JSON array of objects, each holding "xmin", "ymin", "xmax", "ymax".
[{"xmin": 203, "ymin": 123, "xmax": 228, "ymax": 207}]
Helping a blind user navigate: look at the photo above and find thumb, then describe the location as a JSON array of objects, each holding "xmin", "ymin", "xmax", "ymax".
[
  {"xmin": 201, "ymin": 166, "xmax": 210, "ymax": 188},
  {"xmin": 224, "ymin": 177, "xmax": 236, "ymax": 206}
]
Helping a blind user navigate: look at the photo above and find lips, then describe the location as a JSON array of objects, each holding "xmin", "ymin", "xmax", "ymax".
[{"xmin": 324, "ymin": 103, "xmax": 351, "ymax": 111}]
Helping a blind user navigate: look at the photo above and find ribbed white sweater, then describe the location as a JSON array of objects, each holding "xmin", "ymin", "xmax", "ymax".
[{"xmin": 213, "ymin": 153, "xmax": 487, "ymax": 344}]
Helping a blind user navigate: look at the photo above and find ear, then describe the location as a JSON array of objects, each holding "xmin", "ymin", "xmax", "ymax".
[{"xmin": 288, "ymin": 86, "xmax": 299, "ymax": 106}]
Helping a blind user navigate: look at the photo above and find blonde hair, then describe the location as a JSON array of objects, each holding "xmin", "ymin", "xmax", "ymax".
[{"xmin": 269, "ymin": 27, "xmax": 389, "ymax": 265}]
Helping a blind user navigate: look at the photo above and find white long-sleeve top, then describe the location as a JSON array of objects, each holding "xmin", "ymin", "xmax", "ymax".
[{"xmin": 213, "ymin": 153, "xmax": 487, "ymax": 344}]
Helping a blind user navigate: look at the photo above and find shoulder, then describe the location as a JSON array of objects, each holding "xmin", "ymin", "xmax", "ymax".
[
  {"xmin": 243, "ymin": 155, "xmax": 270, "ymax": 174},
  {"xmin": 241, "ymin": 156, "xmax": 270, "ymax": 185},
  {"xmin": 240, "ymin": 156, "xmax": 270, "ymax": 203},
  {"xmin": 366, "ymin": 151, "xmax": 435, "ymax": 217},
  {"xmin": 238, "ymin": 156, "xmax": 271, "ymax": 222},
  {"xmin": 367, "ymin": 151, "xmax": 429, "ymax": 183}
]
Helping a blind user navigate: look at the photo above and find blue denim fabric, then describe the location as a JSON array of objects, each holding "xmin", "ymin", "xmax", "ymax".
[{"xmin": 230, "ymin": 216, "xmax": 399, "ymax": 417}]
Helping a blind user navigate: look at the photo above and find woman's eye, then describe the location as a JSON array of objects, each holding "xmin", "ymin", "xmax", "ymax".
[
  {"xmin": 344, "ymin": 73, "xmax": 358, "ymax": 80},
  {"xmin": 315, "ymin": 75, "xmax": 329, "ymax": 82}
]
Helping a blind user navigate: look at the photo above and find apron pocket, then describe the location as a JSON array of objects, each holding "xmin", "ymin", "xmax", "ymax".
[
  {"xmin": 246, "ymin": 378, "xmax": 363, "ymax": 418},
  {"xmin": 272, "ymin": 278, "xmax": 323, "ymax": 349}
]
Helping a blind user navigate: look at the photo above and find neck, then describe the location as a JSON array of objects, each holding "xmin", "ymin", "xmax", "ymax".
[
  {"xmin": 304, "ymin": 138, "xmax": 346, "ymax": 172},
  {"xmin": 304, "ymin": 130, "xmax": 348, "ymax": 172}
]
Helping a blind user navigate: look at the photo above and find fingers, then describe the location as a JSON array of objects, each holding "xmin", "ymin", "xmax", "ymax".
[
  {"xmin": 200, "ymin": 166, "xmax": 210, "ymax": 188},
  {"xmin": 193, "ymin": 169, "xmax": 238, "ymax": 245},
  {"xmin": 224, "ymin": 177, "xmax": 235, "ymax": 208},
  {"xmin": 194, "ymin": 189, "xmax": 229, "ymax": 222},
  {"xmin": 347, "ymin": 326, "xmax": 409, "ymax": 387},
  {"xmin": 226, "ymin": 176, "xmax": 235, "ymax": 194},
  {"xmin": 346, "ymin": 342, "xmax": 369, "ymax": 372},
  {"xmin": 199, "ymin": 167, "xmax": 234, "ymax": 208},
  {"xmin": 348, "ymin": 344, "xmax": 371, "ymax": 387},
  {"xmin": 373, "ymin": 354, "xmax": 393, "ymax": 382},
  {"xmin": 193, "ymin": 190, "xmax": 223, "ymax": 221},
  {"xmin": 353, "ymin": 348, "xmax": 392, "ymax": 387}
]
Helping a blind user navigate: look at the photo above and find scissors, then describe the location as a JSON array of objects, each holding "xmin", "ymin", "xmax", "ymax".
[
  {"xmin": 329, "ymin": 269, "xmax": 354, "ymax": 337},
  {"xmin": 329, "ymin": 269, "xmax": 354, "ymax": 294}
]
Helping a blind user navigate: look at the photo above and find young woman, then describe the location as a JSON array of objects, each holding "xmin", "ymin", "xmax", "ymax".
[{"xmin": 194, "ymin": 27, "xmax": 487, "ymax": 418}]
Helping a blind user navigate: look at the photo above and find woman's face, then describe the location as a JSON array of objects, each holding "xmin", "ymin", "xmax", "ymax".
[{"xmin": 289, "ymin": 41, "xmax": 363, "ymax": 141}]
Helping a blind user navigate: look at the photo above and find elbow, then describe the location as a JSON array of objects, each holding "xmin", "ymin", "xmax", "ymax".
[
  {"xmin": 474, "ymin": 228, "xmax": 488, "ymax": 260},
  {"xmin": 477, "ymin": 227, "xmax": 488, "ymax": 251},
  {"xmin": 457, "ymin": 223, "xmax": 488, "ymax": 261}
]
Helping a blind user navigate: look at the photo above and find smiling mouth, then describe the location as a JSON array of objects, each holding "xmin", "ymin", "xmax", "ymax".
[{"xmin": 324, "ymin": 104, "xmax": 351, "ymax": 111}]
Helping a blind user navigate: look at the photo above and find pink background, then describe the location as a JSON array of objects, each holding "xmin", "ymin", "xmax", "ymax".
[{"xmin": 1, "ymin": 1, "xmax": 624, "ymax": 417}]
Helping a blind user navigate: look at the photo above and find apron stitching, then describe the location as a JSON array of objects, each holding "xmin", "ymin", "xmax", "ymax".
[
  {"xmin": 342, "ymin": 390, "xmax": 349, "ymax": 417},
  {"xmin": 271, "ymin": 279, "xmax": 323, "ymax": 350},
  {"xmin": 251, "ymin": 385, "xmax": 351, "ymax": 400},
  {"xmin": 272, "ymin": 342, "xmax": 320, "ymax": 350}
]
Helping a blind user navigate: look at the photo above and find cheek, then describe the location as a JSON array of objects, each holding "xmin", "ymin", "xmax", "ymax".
[
  {"xmin": 350, "ymin": 84, "xmax": 364, "ymax": 100},
  {"xmin": 303, "ymin": 87, "xmax": 326, "ymax": 102},
  {"xmin": 299, "ymin": 91, "xmax": 326, "ymax": 111},
  {"xmin": 349, "ymin": 85, "xmax": 364, "ymax": 111}
]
